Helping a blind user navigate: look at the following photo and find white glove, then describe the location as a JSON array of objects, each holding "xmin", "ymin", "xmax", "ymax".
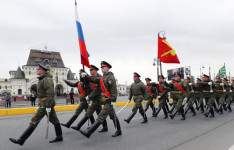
[
  {"xmin": 189, "ymin": 83, "xmax": 193, "ymax": 86},
  {"xmin": 229, "ymin": 83, "xmax": 232, "ymax": 86},
  {"xmin": 111, "ymin": 102, "xmax": 115, "ymax": 106},
  {"xmin": 223, "ymin": 89, "xmax": 226, "ymax": 92},
  {"xmin": 85, "ymin": 96, "xmax": 89, "ymax": 101},
  {"xmin": 208, "ymin": 82, "xmax": 212, "ymax": 85},
  {"xmin": 191, "ymin": 90, "xmax": 195, "ymax": 93},
  {"xmin": 210, "ymin": 90, "xmax": 213, "ymax": 93},
  {"xmin": 230, "ymin": 90, "xmax": 233, "ymax": 92},
  {"xmin": 36, "ymin": 107, "xmax": 39, "ymax": 112},
  {"xmin": 46, "ymin": 108, "xmax": 51, "ymax": 114},
  {"xmin": 128, "ymin": 100, "xmax": 131, "ymax": 103},
  {"xmin": 81, "ymin": 72, "xmax": 87, "ymax": 78},
  {"xmin": 157, "ymin": 96, "xmax": 161, "ymax": 99},
  {"xmin": 220, "ymin": 83, "xmax": 224, "ymax": 86}
]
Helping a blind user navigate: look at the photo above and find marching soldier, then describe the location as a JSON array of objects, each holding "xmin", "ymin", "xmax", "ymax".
[
  {"xmin": 195, "ymin": 78, "xmax": 205, "ymax": 113},
  {"xmin": 71, "ymin": 65, "xmax": 108, "ymax": 132},
  {"xmin": 124, "ymin": 72, "xmax": 148, "ymax": 124},
  {"xmin": 214, "ymin": 77, "xmax": 226, "ymax": 114},
  {"xmin": 79, "ymin": 61, "xmax": 122, "ymax": 138},
  {"xmin": 9, "ymin": 63, "xmax": 63, "ymax": 146},
  {"xmin": 169, "ymin": 73, "xmax": 187, "ymax": 120},
  {"xmin": 224, "ymin": 78, "xmax": 232, "ymax": 112},
  {"xmin": 61, "ymin": 69, "xmax": 95, "ymax": 129},
  {"xmin": 200, "ymin": 74, "xmax": 216, "ymax": 118},
  {"xmin": 152, "ymin": 75, "xmax": 170, "ymax": 118},
  {"xmin": 184, "ymin": 77, "xmax": 197, "ymax": 116},
  {"xmin": 144, "ymin": 78, "xmax": 157, "ymax": 114}
]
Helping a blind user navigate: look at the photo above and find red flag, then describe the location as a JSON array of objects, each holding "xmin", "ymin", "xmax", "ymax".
[{"xmin": 158, "ymin": 36, "xmax": 180, "ymax": 63}]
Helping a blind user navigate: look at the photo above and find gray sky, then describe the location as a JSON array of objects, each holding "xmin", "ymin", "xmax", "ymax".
[{"xmin": 0, "ymin": 0, "xmax": 234, "ymax": 84}]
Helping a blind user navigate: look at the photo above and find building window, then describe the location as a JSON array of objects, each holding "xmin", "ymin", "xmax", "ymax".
[
  {"xmin": 0, "ymin": 86, "xmax": 1, "ymax": 89},
  {"xmin": 5, "ymin": 85, "xmax": 7, "ymax": 89},
  {"xmin": 18, "ymin": 89, "xmax": 22, "ymax": 95},
  {"xmin": 5, "ymin": 79, "xmax": 7, "ymax": 82},
  {"xmin": 29, "ymin": 71, "xmax": 31, "ymax": 75},
  {"xmin": 62, "ymin": 73, "xmax": 64, "ymax": 76}
]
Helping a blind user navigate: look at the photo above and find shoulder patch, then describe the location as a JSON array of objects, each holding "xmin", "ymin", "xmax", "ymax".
[{"xmin": 108, "ymin": 80, "xmax": 112, "ymax": 85}]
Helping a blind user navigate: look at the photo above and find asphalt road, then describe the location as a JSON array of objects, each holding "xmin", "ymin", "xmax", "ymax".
[{"xmin": 1, "ymin": 103, "xmax": 234, "ymax": 150}]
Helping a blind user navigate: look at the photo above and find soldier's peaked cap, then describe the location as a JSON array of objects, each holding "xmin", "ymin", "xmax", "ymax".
[
  {"xmin": 101, "ymin": 61, "xmax": 112, "ymax": 68},
  {"xmin": 186, "ymin": 77, "xmax": 191, "ymax": 80},
  {"xmin": 196, "ymin": 78, "xmax": 201, "ymax": 81},
  {"xmin": 79, "ymin": 69, "xmax": 85, "ymax": 73},
  {"xmin": 133, "ymin": 72, "xmax": 141, "ymax": 77},
  {"xmin": 37, "ymin": 63, "xmax": 48, "ymax": 71},
  {"xmin": 145, "ymin": 78, "xmax": 151, "ymax": 81},
  {"xmin": 203, "ymin": 74, "xmax": 209, "ymax": 78},
  {"xmin": 90, "ymin": 65, "xmax": 99, "ymax": 71},
  {"xmin": 223, "ymin": 78, "xmax": 228, "ymax": 81},
  {"xmin": 158, "ymin": 75, "xmax": 165, "ymax": 79},
  {"xmin": 174, "ymin": 72, "xmax": 181, "ymax": 77}
]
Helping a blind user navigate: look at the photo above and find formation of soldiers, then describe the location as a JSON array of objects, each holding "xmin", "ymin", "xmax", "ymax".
[{"xmin": 8, "ymin": 61, "xmax": 234, "ymax": 146}]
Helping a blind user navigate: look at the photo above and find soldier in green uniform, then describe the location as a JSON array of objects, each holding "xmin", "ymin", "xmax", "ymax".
[
  {"xmin": 152, "ymin": 75, "xmax": 170, "ymax": 118},
  {"xmin": 144, "ymin": 78, "xmax": 157, "ymax": 114},
  {"xmin": 80, "ymin": 61, "xmax": 122, "ymax": 138},
  {"xmin": 124, "ymin": 72, "xmax": 148, "ymax": 124},
  {"xmin": 183, "ymin": 77, "xmax": 197, "ymax": 116},
  {"xmin": 9, "ymin": 63, "xmax": 63, "ymax": 146},
  {"xmin": 71, "ymin": 65, "xmax": 108, "ymax": 132},
  {"xmin": 61, "ymin": 69, "xmax": 95, "ymax": 128},
  {"xmin": 224, "ymin": 78, "xmax": 232, "ymax": 112},
  {"xmin": 200, "ymin": 74, "xmax": 216, "ymax": 118},
  {"xmin": 169, "ymin": 73, "xmax": 187, "ymax": 120},
  {"xmin": 214, "ymin": 77, "xmax": 226, "ymax": 114}
]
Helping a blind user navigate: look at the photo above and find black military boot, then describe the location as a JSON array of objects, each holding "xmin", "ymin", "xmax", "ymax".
[
  {"xmin": 223, "ymin": 104, "xmax": 227, "ymax": 111},
  {"xmin": 144, "ymin": 107, "xmax": 149, "ymax": 112},
  {"xmin": 228, "ymin": 105, "xmax": 232, "ymax": 112},
  {"xmin": 162, "ymin": 107, "xmax": 168, "ymax": 119},
  {"xmin": 194, "ymin": 100, "xmax": 199, "ymax": 110},
  {"xmin": 165, "ymin": 102, "xmax": 170, "ymax": 113},
  {"xmin": 9, "ymin": 125, "xmax": 35, "ymax": 146},
  {"xmin": 61, "ymin": 115, "xmax": 77, "ymax": 128},
  {"xmin": 152, "ymin": 107, "xmax": 156, "ymax": 115},
  {"xmin": 184, "ymin": 106, "xmax": 190, "ymax": 115},
  {"xmin": 204, "ymin": 107, "xmax": 211, "ymax": 117},
  {"xmin": 169, "ymin": 108, "xmax": 178, "ymax": 120},
  {"xmin": 180, "ymin": 109, "xmax": 186, "ymax": 120},
  {"xmin": 49, "ymin": 124, "xmax": 63, "ymax": 143},
  {"xmin": 90, "ymin": 115, "xmax": 95, "ymax": 124},
  {"xmin": 124, "ymin": 112, "xmax": 136, "ymax": 124},
  {"xmin": 219, "ymin": 104, "xmax": 223, "ymax": 115},
  {"xmin": 152, "ymin": 107, "xmax": 161, "ymax": 117},
  {"xmin": 141, "ymin": 113, "xmax": 148, "ymax": 123},
  {"xmin": 200, "ymin": 104, "xmax": 204, "ymax": 113},
  {"xmin": 80, "ymin": 120, "xmax": 101, "ymax": 139},
  {"xmin": 214, "ymin": 104, "xmax": 219, "ymax": 113},
  {"xmin": 169, "ymin": 105, "xmax": 175, "ymax": 114},
  {"xmin": 190, "ymin": 106, "xmax": 196, "ymax": 116},
  {"xmin": 112, "ymin": 119, "xmax": 122, "ymax": 137},
  {"xmin": 209, "ymin": 108, "xmax": 214, "ymax": 118},
  {"xmin": 99, "ymin": 120, "xmax": 108, "ymax": 132},
  {"xmin": 71, "ymin": 115, "xmax": 89, "ymax": 131}
]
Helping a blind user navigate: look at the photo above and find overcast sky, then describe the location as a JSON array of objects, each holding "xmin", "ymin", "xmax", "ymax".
[{"xmin": 0, "ymin": 0, "xmax": 233, "ymax": 84}]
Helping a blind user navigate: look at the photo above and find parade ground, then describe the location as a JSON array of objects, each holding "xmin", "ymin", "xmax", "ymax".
[{"xmin": 1, "ymin": 98, "xmax": 234, "ymax": 150}]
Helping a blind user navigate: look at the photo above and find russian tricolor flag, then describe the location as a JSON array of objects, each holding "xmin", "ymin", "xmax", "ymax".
[{"xmin": 75, "ymin": 2, "xmax": 90, "ymax": 68}]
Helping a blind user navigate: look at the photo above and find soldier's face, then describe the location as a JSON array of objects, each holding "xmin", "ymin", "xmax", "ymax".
[
  {"xmin": 186, "ymin": 79, "xmax": 190, "ymax": 83},
  {"xmin": 159, "ymin": 77, "xmax": 164, "ymax": 82},
  {"xmin": 232, "ymin": 80, "xmax": 234, "ymax": 84},
  {"xmin": 174, "ymin": 75, "xmax": 180, "ymax": 81},
  {"xmin": 196, "ymin": 79, "xmax": 200, "ymax": 83},
  {"xmin": 203, "ymin": 77, "xmax": 209, "ymax": 81},
  {"xmin": 101, "ymin": 66, "xmax": 109, "ymax": 73},
  {"xmin": 90, "ymin": 69, "xmax": 97, "ymax": 76},
  {"xmin": 36, "ymin": 68, "xmax": 46, "ymax": 76},
  {"xmin": 146, "ymin": 80, "xmax": 150, "ymax": 84},
  {"xmin": 134, "ymin": 76, "xmax": 139, "ymax": 82}
]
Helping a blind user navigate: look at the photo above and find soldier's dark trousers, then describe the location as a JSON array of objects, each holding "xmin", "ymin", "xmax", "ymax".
[{"xmin": 9, "ymin": 125, "xmax": 35, "ymax": 146}]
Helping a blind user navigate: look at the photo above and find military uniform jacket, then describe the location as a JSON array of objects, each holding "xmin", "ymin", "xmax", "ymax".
[
  {"xmin": 145, "ymin": 82, "xmax": 157, "ymax": 99},
  {"xmin": 86, "ymin": 71, "xmax": 118, "ymax": 102},
  {"xmin": 214, "ymin": 81, "xmax": 224, "ymax": 97},
  {"xmin": 184, "ymin": 82, "xmax": 195, "ymax": 98},
  {"xmin": 87, "ymin": 74, "xmax": 101, "ymax": 102},
  {"xmin": 193, "ymin": 82, "xmax": 203, "ymax": 98},
  {"xmin": 158, "ymin": 81, "xmax": 170, "ymax": 97},
  {"xmin": 37, "ymin": 73, "xmax": 55, "ymax": 108},
  {"xmin": 169, "ymin": 80, "xmax": 186, "ymax": 98},
  {"xmin": 199, "ymin": 81, "xmax": 215, "ymax": 97},
  {"xmin": 128, "ymin": 80, "xmax": 146, "ymax": 100}
]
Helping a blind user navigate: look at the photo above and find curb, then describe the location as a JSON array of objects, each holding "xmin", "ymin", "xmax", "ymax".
[{"xmin": 0, "ymin": 99, "xmax": 173, "ymax": 116}]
